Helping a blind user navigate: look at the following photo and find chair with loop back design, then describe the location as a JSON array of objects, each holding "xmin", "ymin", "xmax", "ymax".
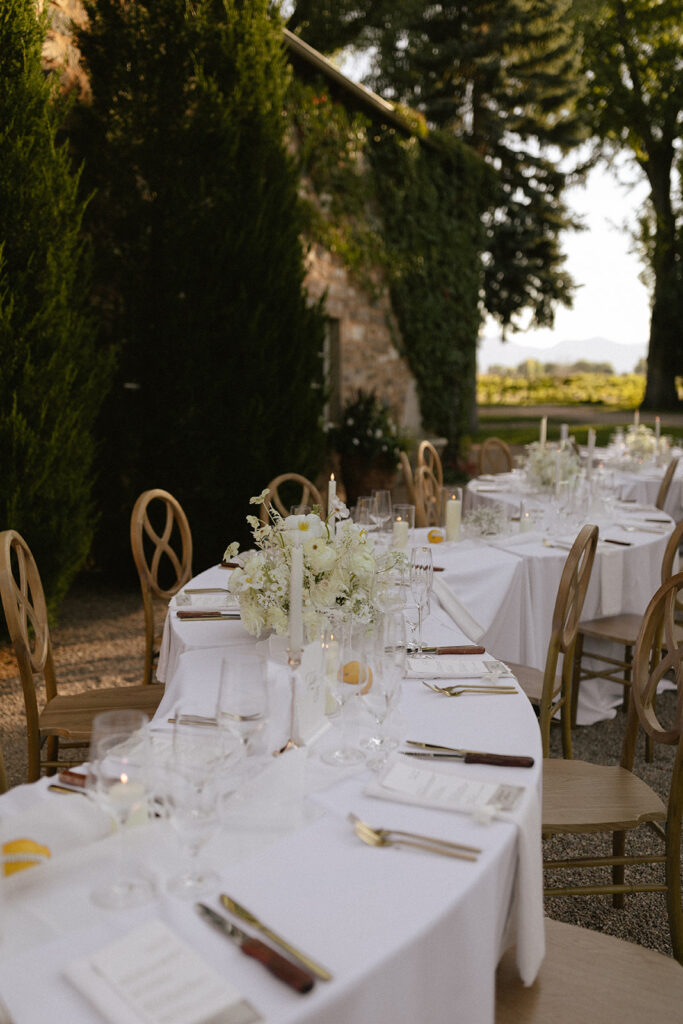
[
  {"xmin": 541, "ymin": 570, "xmax": 683, "ymax": 957},
  {"xmin": 399, "ymin": 451, "xmax": 416, "ymax": 505},
  {"xmin": 413, "ymin": 464, "xmax": 441, "ymax": 528},
  {"xmin": 417, "ymin": 440, "xmax": 443, "ymax": 488},
  {"xmin": 496, "ymin": 918, "xmax": 683, "ymax": 1023},
  {"xmin": 503, "ymin": 524, "xmax": 598, "ymax": 758},
  {"xmin": 0, "ymin": 530, "xmax": 164, "ymax": 782},
  {"xmin": 478, "ymin": 436, "xmax": 513, "ymax": 476},
  {"xmin": 259, "ymin": 474, "xmax": 324, "ymax": 524},
  {"xmin": 130, "ymin": 489, "xmax": 193, "ymax": 687},
  {"xmin": 656, "ymin": 455, "xmax": 680, "ymax": 511},
  {"xmin": 570, "ymin": 518, "xmax": 683, "ymax": 732}
]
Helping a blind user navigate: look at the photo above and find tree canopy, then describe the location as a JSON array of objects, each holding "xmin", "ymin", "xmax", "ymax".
[{"xmin": 572, "ymin": 0, "xmax": 682, "ymax": 409}]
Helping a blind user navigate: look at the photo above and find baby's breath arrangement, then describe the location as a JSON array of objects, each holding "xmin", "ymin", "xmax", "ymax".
[
  {"xmin": 223, "ymin": 491, "xmax": 401, "ymax": 639},
  {"xmin": 462, "ymin": 503, "xmax": 509, "ymax": 538},
  {"xmin": 524, "ymin": 441, "xmax": 580, "ymax": 491}
]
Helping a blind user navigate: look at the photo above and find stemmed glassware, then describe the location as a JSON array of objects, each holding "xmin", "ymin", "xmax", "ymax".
[
  {"xmin": 409, "ymin": 546, "xmax": 433, "ymax": 657},
  {"xmin": 361, "ymin": 611, "xmax": 406, "ymax": 770},
  {"xmin": 370, "ymin": 489, "xmax": 393, "ymax": 546},
  {"xmin": 165, "ymin": 709, "xmax": 243, "ymax": 898},
  {"xmin": 85, "ymin": 709, "xmax": 153, "ymax": 909}
]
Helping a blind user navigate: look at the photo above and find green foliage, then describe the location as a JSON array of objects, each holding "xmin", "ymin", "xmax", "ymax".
[
  {"xmin": 326, "ymin": 389, "xmax": 408, "ymax": 470},
  {"xmin": 74, "ymin": 0, "xmax": 327, "ymax": 573},
  {"xmin": 0, "ymin": 0, "xmax": 111, "ymax": 613},
  {"xmin": 572, "ymin": 0, "xmax": 683, "ymax": 409},
  {"xmin": 369, "ymin": 129, "xmax": 492, "ymax": 446},
  {"xmin": 477, "ymin": 372, "xmax": 646, "ymax": 408}
]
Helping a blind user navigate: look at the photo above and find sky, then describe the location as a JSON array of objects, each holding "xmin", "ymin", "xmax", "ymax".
[{"xmin": 482, "ymin": 160, "xmax": 651, "ymax": 355}]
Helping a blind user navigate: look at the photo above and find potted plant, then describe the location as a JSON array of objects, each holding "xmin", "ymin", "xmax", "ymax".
[{"xmin": 327, "ymin": 389, "xmax": 407, "ymax": 506}]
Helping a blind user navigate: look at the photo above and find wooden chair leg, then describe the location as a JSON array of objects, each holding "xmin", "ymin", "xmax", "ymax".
[{"xmin": 612, "ymin": 830, "xmax": 626, "ymax": 909}]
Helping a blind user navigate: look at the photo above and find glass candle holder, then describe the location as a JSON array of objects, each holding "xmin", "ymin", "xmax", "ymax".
[{"xmin": 392, "ymin": 504, "xmax": 415, "ymax": 550}]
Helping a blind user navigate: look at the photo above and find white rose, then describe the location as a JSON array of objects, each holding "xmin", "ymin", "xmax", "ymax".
[{"xmin": 303, "ymin": 537, "xmax": 337, "ymax": 574}]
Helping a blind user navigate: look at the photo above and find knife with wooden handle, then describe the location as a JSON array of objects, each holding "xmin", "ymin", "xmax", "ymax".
[
  {"xmin": 196, "ymin": 904, "xmax": 315, "ymax": 993},
  {"xmin": 221, "ymin": 894, "xmax": 333, "ymax": 981},
  {"xmin": 425, "ymin": 645, "xmax": 486, "ymax": 655},
  {"xmin": 404, "ymin": 741, "xmax": 534, "ymax": 767}
]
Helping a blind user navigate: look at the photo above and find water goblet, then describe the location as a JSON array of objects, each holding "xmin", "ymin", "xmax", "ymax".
[
  {"xmin": 166, "ymin": 710, "xmax": 243, "ymax": 898},
  {"xmin": 85, "ymin": 709, "xmax": 153, "ymax": 910},
  {"xmin": 370, "ymin": 489, "xmax": 393, "ymax": 545},
  {"xmin": 361, "ymin": 612, "xmax": 406, "ymax": 770},
  {"xmin": 409, "ymin": 546, "xmax": 433, "ymax": 657}
]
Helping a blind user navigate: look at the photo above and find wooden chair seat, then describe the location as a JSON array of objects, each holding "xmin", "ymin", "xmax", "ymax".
[
  {"xmin": 39, "ymin": 685, "xmax": 164, "ymax": 742},
  {"xmin": 543, "ymin": 571, "xmax": 683, "ymax": 960},
  {"xmin": 576, "ymin": 612, "xmax": 642, "ymax": 644},
  {"xmin": 0, "ymin": 529, "xmax": 165, "ymax": 783},
  {"xmin": 506, "ymin": 662, "xmax": 552, "ymax": 705},
  {"xmin": 542, "ymin": 757, "xmax": 666, "ymax": 832},
  {"xmin": 496, "ymin": 919, "xmax": 683, "ymax": 1023}
]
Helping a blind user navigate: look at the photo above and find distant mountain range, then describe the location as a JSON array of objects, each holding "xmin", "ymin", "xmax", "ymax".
[{"xmin": 478, "ymin": 336, "xmax": 647, "ymax": 375}]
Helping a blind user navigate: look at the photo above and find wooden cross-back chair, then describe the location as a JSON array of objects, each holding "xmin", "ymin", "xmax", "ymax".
[
  {"xmin": 0, "ymin": 530, "xmax": 163, "ymax": 782},
  {"xmin": 130, "ymin": 489, "xmax": 193, "ymax": 686},
  {"xmin": 496, "ymin": 918, "xmax": 683, "ymax": 1023},
  {"xmin": 504, "ymin": 524, "xmax": 599, "ymax": 758},
  {"xmin": 571, "ymin": 518, "xmax": 683, "ymax": 731},
  {"xmin": 478, "ymin": 436, "xmax": 513, "ymax": 475},
  {"xmin": 259, "ymin": 473, "xmax": 324, "ymax": 523},
  {"xmin": 542, "ymin": 570, "xmax": 683, "ymax": 960},
  {"xmin": 399, "ymin": 451, "xmax": 416, "ymax": 505},
  {"xmin": 413, "ymin": 464, "xmax": 441, "ymax": 528},
  {"xmin": 417, "ymin": 440, "xmax": 443, "ymax": 488},
  {"xmin": 656, "ymin": 456, "xmax": 680, "ymax": 511}
]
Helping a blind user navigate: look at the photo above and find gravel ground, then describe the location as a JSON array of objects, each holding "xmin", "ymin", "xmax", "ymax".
[{"xmin": 0, "ymin": 576, "xmax": 679, "ymax": 959}]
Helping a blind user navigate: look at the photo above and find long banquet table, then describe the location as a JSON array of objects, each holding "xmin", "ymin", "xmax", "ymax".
[
  {"xmin": 0, "ymin": 572, "xmax": 544, "ymax": 1024},
  {"xmin": 463, "ymin": 474, "xmax": 674, "ymax": 723}
]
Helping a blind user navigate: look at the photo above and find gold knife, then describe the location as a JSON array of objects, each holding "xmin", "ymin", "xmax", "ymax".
[{"xmin": 220, "ymin": 894, "xmax": 333, "ymax": 982}]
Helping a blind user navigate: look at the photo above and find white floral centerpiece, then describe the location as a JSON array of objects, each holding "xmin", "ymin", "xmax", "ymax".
[
  {"xmin": 524, "ymin": 441, "xmax": 580, "ymax": 491},
  {"xmin": 462, "ymin": 503, "xmax": 510, "ymax": 538},
  {"xmin": 624, "ymin": 424, "xmax": 657, "ymax": 459},
  {"xmin": 223, "ymin": 490, "xmax": 387, "ymax": 640}
]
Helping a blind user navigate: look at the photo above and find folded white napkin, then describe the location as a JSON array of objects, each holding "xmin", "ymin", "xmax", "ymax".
[
  {"xmin": 405, "ymin": 657, "xmax": 503, "ymax": 679},
  {"xmin": 432, "ymin": 576, "xmax": 485, "ymax": 643},
  {"xmin": 0, "ymin": 797, "xmax": 111, "ymax": 874},
  {"xmin": 65, "ymin": 920, "xmax": 261, "ymax": 1024},
  {"xmin": 365, "ymin": 759, "xmax": 544, "ymax": 986}
]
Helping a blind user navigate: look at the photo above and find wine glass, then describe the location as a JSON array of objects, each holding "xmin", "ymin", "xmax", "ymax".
[
  {"xmin": 217, "ymin": 651, "xmax": 270, "ymax": 759},
  {"xmin": 166, "ymin": 710, "xmax": 243, "ymax": 898},
  {"xmin": 85, "ymin": 709, "xmax": 153, "ymax": 909},
  {"xmin": 409, "ymin": 546, "xmax": 433, "ymax": 657},
  {"xmin": 370, "ymin": 489, "xmax": 393, "ymax": 545},
  {"xmin": 361, "ymin": 612, "xmax": 406, "ymax": 770}
]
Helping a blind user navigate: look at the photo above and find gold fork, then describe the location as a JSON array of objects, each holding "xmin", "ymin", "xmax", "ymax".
[
  {"xmin": 421, "ymin": 680, "xmax": 518, "ymax": 697},
  {"xmin": 348, "ymin": 814, "xmax": 480, "ymax": 861}
]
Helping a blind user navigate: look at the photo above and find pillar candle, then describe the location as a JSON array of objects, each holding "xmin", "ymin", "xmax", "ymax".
[
  {"xmin": 327, "ymin": 474, "xmax": 336, "ymax": 540},
  {"xmin": 540, "ymin": 416, "xmax": 547, "ymax": 446},
  {"xmin": 560, "ymin": 423, "xmax": 568, "ymax": 443},
  {"xmin": 392, "ymin": 516, "xmax": 409, "ymax": 550},
  {"xmin": 289, "ymin": 542, "xmax": 304, "ymax": 652},
  {"xmin": 655, "ymin": 417, "xmax": 661, "ymax": 440},
  {"xmin": 634, "ymin": 409, "xmax": 640, "ymax": 427},
  {"xmin": 445, "ymin": 496, "xmax": 461, "ymax": 542},
  {"xmin": 554, "ymin": 449, "xmax": 561, "ymax": 495}
]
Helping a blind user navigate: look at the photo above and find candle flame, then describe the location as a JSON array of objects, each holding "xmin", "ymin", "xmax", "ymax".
[
  {"xmin": 120, "ymin": 773, "xmax": 129, "ymax": 785},
  {"xmin": 330, "ymin": 473, "xmax": 335, "ymax": 481}
]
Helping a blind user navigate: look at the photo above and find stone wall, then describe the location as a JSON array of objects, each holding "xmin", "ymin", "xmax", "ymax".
[{"xmin": 304, "ymin": 243, "xmax": 421, "ymax": 434}]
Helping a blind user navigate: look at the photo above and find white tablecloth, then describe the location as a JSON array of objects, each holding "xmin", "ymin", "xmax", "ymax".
[{"xmin": 0, "ymin": 595, "xmax": 543, "ymax": 1024}]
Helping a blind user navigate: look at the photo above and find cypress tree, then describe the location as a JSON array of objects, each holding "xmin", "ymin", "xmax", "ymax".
[
  {"xmin": 0, "ymin": 0, "xmax": 111, "ymax": 611},
  {"xmin": 75, "ymin": 0, "xmax": 326, "ymax": 574}
]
